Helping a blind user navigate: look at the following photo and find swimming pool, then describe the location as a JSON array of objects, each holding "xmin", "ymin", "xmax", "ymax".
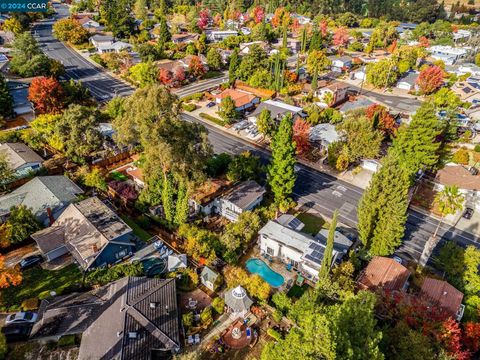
[{"xmin": 246, "ymin": 258, "xmax": 285, "ymax": 287}]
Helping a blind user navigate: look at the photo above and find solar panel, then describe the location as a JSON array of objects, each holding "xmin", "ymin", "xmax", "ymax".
[{"xmin": 287, "ymin": 217, "xmax": 302, "ymax": 229}]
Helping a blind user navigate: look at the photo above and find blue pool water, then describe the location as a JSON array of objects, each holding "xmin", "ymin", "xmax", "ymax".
[{"xmin": 246, "ymin": 258, "xmax": 285, "ymax": 287}]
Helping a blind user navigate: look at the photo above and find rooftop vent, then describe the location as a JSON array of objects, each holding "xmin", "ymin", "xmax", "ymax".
[
  {"xmin": 128, "ymin": 332, "xmax": 137, "ymax": 339},
  {"xmin": 150, "ymin": 302, "xmax": 157, "ymax": 309}
]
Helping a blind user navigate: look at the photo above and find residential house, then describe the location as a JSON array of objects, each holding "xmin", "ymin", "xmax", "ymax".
[
  {"xmin": 189, "ymin": 179, "xmax": 231, "ymax": 216},
  {"xmin": 156, "ymin": 59, "xmax": 184, "ymax": 73},
  {"xmin": 278, "ymin": 38, "xmax": 301, "ymax": 53},
  {"xmin": 316, "ymin": 82, "xmax": 350, "ymax": 107},
  {"xmin": 167, "ymin": 254, "xmax": 187, "ymax": 272},
  {"xmin": 214, "ymin": 88, "xmax": 259, "ymax": 112},
  {"xmin": 206, "ymin": 30, "xmax": 239, "ymax": 42},
  {"xmin": 7, "ymin": 81, "xmax": 34, "ymax": 120},
  {"xmin": 239, "ymin": 41, "xmax": 268, "ymax": 55},
  {"xmin": 32, "ymin": 197, "xmax": 136, "ymax": 267},
  {"xmin": 258, "ymin": 215, "xmax": 352, "ymax": 282},
  {"xmin": 420, "ymin": 277, "xmax": 465, "ymax": 320},
  {"xmin": 396, "ymin": 23, "xmax": 418, "ymax": 36},
  {"xmin": 200, "ymin": 266, "xmax": 221, "ymax": 292},
  {"xmin": 396, "ymin": 71, "xmax": 419, "ymax": 91},
  {"xmin": 171, "ymin": 33, "xmax": 199, "ymax": 44},
  {"xmin": 97, "ymin": 41, "xmax": 132, "ymax": 54},
  {"xmin": 31, "ymin": 277, "xmax": 181, "ymax": 359},
  {"xmin": 90, "ymin": 34, "xmax": 114, "ymax": 49},
  {"xmin": 216, "ymin": 180, "xmax": 265, "ymax": 222},
  {"xmin": 77, "ymin": 17, "xmax": 103, "ymax": 32},
  {"xmin": 357, "ymin": 256, "xmax": 411, "ymax": 292},
  {"xmin": 0, "ymin": 53, "xmax": 8, "ymax": 72},
  {"xmin": 179, "ymin": 54, "xmax": 208, "ymax": 69},
  {"xmin": 0, "ymin": 142, "xmax": 43, "ymax": 179},
  {"xmin": 457, "ymin": 63, "xmax": 480, "ymax": 76},
  {"xmin": 353, "ymin": 66, "xmax": 366, "ymax": 80},
  {"xmin": 0, "ymin": 176, "xmax": 83, "ymax": 226},
  {"xmin": 224, "ymin": 286, "xmax": 253, "ymax": 318},
  {"xmin": 309, "ymin": 123, "xmax": 340, "ymax": 149},
  {"xmin": 328, "ymin": 55, "xmax": 353, "ymax": 73},
  {"xmin": 361, "ymin": 159, "xmax": 382, "ymax": 172},
  {"xmin": 434, "ymin": 164, "xmax": 480, "ymax": 211},
  {"xmin": 452, "ymin": 77, "xmax": 480, "ymax": 103},
  {"xmin": 453, "ymin": 29, "xmax": 472, "ymax": 42},
  {"xmin": 248, "ymin": 100, "xmax": 306, "ymax": 124},
  {"xmin": 428, "ymin": 45, "xmax": 467, "ymax": 65},
  {"xmin": 126, "ymin": 166, "xmax": 145, "ymax": 189}
]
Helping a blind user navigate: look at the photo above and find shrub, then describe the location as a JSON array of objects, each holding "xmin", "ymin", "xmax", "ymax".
[
  {"xmin": 86, "ymin": 262, "xmax": 144, "ymax": 287},
  {"xmin": 200, "ymin": 306, "xmax": 213, "ymax": 325},
  {"xmin": 182, "ymin": 103, "xmax": 196, "ymax": 112},
  {"xmin": 182, "ymin": 312, "xmax": 193, "ymax": 328},
  {"xmin": 475, "ymin": 144, "xmax": 480, "ymax": 152},
  {"xmin": 183, "ymin": 92, "xmax": 204, "ymax": 102},
  {"xmin": 267, "ymin": 328, "xmax": 282, "ymax": 341},
  {"xmin": 38, "ymin": 290, "xmax": 53, "ymax": 300},
  {"xmin": 271, "ymin": 292, "xmax": 292, "ymax": 314},
  {"xmin": 452, "ymin": 148, "xmax": 470, "ymax": 165},
  {"xmin": 21, "ymin": 298, "xmax": 39, "ymax": 311},
  {"xmin": 199, "ymin": 113, "xmax": 226, "ymax": 126},
  {"xmin": 212, "ymin": 297, "xmax": 225, "ymax": 314},
  {"xmin": 272, "ymin": 309, "xmax": 283, "ymax": 322},
  {"xmin": 90, "ymin": 54, "xmax": 105, "ymax": 67},
  {"xmin": 58, "ymin": 335, "xmax": 76, "ymax": 347}
]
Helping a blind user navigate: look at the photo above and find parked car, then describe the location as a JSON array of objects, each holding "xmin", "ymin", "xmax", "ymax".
[
  {"xmin": 206, "ymin": 102, "xmax": 216, "ymax": 108},
  {"xmin": 18, "ymin": 255, "xmax": 43, "ymax": 271},
  {"xmin": 463, "ymin": 207, "xmax": 474, "ymax": 220},
  {"xmin": 247, "ymin": 129, "xmax": 260, "ymax": 139},
  {"xmin": 233, "ymin": 120, "xmax": 249, "ymax": 131},
  {"xmin": 5, "ymin": 312, "xmax": 38, "ymax": 325},
  {"xmin": 1, "ymin": 324, "xmax": 32, "ymax": 342}
]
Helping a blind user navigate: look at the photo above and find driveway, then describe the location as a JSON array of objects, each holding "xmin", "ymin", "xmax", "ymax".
[{"xmin": 3, "ymin": 244, "xmax": 39, "ymax": 268}]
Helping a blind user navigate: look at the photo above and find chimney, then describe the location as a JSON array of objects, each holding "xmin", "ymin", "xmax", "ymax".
[
  {"xmin": 46, "ymin": 207, "xmax": 55, "ymax": 226},
  {"xmin": 92, "ymin": 244, "xmax": 98, "ymax": 253}
]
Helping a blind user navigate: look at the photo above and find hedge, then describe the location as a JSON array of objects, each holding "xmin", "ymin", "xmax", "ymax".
[
  {"xmin": 182, "ymin": 103, "xmax": 197, "ymax": 112},
  {"xmin": 182, "ymin": 92, "xmax": 204, "ymax": 102},
  {"xmin": 199, "ymin": 113, "xmax": 226, "ymax": 126},
  {"xmin": 267, "ymin": 328, "xmax": 282, "ymax": 341},
  {"xmin": 21, "ymin": 298, "xmax": 39, "ymax": 311}
]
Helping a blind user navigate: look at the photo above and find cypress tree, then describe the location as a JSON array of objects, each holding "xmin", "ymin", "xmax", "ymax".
[
  {"xmin": 174, "ymin": 183, "xmax": 189, "ymax": 226},
  {"xmin": 157, "ymin": 16, "xmax": 171, "ymax": 47},
  {"xmin": 0, "ymin": 73, "xmax": 13, "ymax": 118},
  {"xmin": 162, "ymin": 173, "xmax": 174, "ymax": 223},
  {"xmin": 319, "ymin": 210, "xmax": 338, "ymax": 281},
  {"xmin": 282, "ymin": 25, "xmax": 288, "ymax": 48},
  {"xmin": 392, "ymin": 101, "xmax": 444, "ymax": 177},
  {"xmin": 268, "ymin": 114, "xmax": 297, "ymax": 210},
  {"xmin": 228, "ymin": 48, "xmax": 240, "ymax": 83},
  {"xmin": 300, "ymin": 26, "xmax": 307, "ymax": 53},
  {"xmin": 311, "ymin": 70, "xmax": 318, "ymax": 91},
  {"xmin": 357, "ymin": 152, "xmax": 410, "ymax": 256}
]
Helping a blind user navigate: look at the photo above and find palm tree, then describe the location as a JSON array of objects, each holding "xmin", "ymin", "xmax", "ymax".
[{"xmin": 432, "ymin": 185, "xmax": 464, "ymax": 239}]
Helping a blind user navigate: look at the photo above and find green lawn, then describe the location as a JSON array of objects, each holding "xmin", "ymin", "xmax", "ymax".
[
  {"xmin": 203, "ymin": 70, "xmax": 224, "ymax": 79},
  {"xmin": 120, "ymin": 215, "xmax": 153, "ymax": 242},
  {"xmin": 287, "ymin": 284, "xmax": 309, "ymax": 299},
  {"xmin": 110, "ymin": 171, "xmax": 128, "ymax": 181},
  {"xmin": 1, "ymin": 264, "xmax": 83, "ymax": 311},
  {"xmin": 296, "ymin": 212, "xmax": 327, "ymax": 236}
]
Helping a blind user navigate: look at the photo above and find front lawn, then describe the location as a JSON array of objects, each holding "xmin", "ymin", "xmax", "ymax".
[
  {"xmin": 120, "ymin": 215, "xmax": 153, "ymax": 242},
  {"xmin": 296, "ymin": 212, "xmax": 327, "ymax": 236},
  {"xmin": 1, "ymin": 264, "xmax": 83, "ymax": 312}
]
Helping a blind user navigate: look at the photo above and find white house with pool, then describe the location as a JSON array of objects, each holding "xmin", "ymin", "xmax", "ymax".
[{"xmin": 257, "ymin": 215, "xmax": 353, "ymax": 283}]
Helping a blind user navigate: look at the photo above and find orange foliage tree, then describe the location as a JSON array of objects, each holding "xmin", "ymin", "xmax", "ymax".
[
  {"xmin": 0, "ymin": 255, "xmax": 22, "ymax": 289},
  {"xmin": 188, "ymin": 56, "xmax": 206, "ymax": 78},
  {"xmin": 333, "ymin": 27, "xmax": 349, "ymax": 47},
  {"xmin": 365, "ymin": 104, "xmax": 397, "ymax": 137},
  {"xmin": 158, "ymin": 68, "xmax": 173, "ymax": 85},
  {"xmin": 271, "ymin": 7, "xmax": 290, "ymax": 28},
  {"xmin": 293, "ymin": 118, "xmax": 311, "ymax": 154},
  {"xmin": 28, "ymin": 76, "xmax": 65, "ymax": 114},
  {"xmin": 416, "ymin": 65, "xmax": 444, "ymax": 94}
]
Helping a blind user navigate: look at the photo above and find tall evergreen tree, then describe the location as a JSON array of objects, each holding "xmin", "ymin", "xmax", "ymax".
[
  {"xmin": 228, "ymin": 48, "xmax": 240, "ymax": 83},
  {"xmin": 175, "ymin": 183, "xmax": 189, "ymax": 226},
  {"xmin": 157, "ymin": 16, "xmax": 171, "ymax": 46},
  {"xmin": 100, "ymin": 0, "xmax": 135, "ymax": 38},
  {"xmin": 0, "ymin": 74, "xmax": 13, "ymax": 119},
  {"xmin": 357, "ymin": 152, "xmax": 410, "ymax": 256},
  {"xmin": 134, "ymin": 0, "xmax": 148, "ymax": 21},
  {"xmin": 319, "ymin": 210, "xmax": 338, "ymax": 281},
  {"xmin": 268, "ymin": 114, "xmax": 297, "ymax": 210},
  {"xmin": 392, "ymin": 101, "xmax": 444, "ymax": 177},
  {"xmin": 162, "ymin": 173, "xmax": 174, "ymax": 223}
]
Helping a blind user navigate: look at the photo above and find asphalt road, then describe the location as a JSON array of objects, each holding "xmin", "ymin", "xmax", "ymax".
[
  {"xmin": 182, "ymin": 113, "xmax": 480, "ymax": 262},
  {"xmin": 33, "ymin": 4, "xmax": 133, "ymax": 102},
  {"xmin": 173, "ymin": 73, "xmax": 229, "ymax": 99}
]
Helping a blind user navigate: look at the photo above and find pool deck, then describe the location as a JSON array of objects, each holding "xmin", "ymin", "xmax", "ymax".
[{"xmin": 247, "ymin": 248, "xmax": 298, "ymax": 293}]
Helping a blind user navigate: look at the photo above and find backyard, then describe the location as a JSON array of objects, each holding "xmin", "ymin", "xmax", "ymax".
[
  {"xmin": 1, "ymin": 264, "xmax": 83, "ymax": 312},
  {"xmin": 120, "ymin": 215, "xmax": 154, "ymax": 242}
]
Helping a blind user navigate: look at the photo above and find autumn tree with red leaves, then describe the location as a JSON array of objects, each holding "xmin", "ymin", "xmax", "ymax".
[
  {"xmin": 197, "ymin": 9, "xmax": 210, "ymax": 30},
  {"xmin": 333, "ymin": 27, "xmax": 350, "ymax": 47},
  {"xmin": 319, "ymin": 20, "xmax": 328, "ymax": 37},
  {"xmin": 416, "ymin": 65, "xmax": 444, "ymax": 94},
  {"xmin": 252, "ymin": 6, "xmax": 264, "ymax": 24},
  {"xmin": 0, "ymin": 255, "xmax": 22, "ymax": 289},
  {"xmin": 365, "ymin": 104, "xmax": 397, "ymax": 136},
  {"xmin": 419, "ymin": 36, "xmax": 430, "ymax": 48},
  {"xmin": 188, "ymin": 56, "xmax": 206, "ymax": 78},
  {"xmin": 28, "ymin": 76, "xmax": 65, "ymax": 114},
  {"xmin": 271, "ymin": 7, "xmax": 290, "ymax": 28},
  {"xmin": 293, "ymin": 118, "xmax": 311, "ymax": 155},
  {"xmin": 159, "ymin": 68, "xmax": 173, "ymax": 85},
  {"xmin": 438, "ymin": 318, "xmax": 471, "ymax": 360},
  {"xmin": 173, "ymin": 66, "xmax": 186, "ymax": 85}
]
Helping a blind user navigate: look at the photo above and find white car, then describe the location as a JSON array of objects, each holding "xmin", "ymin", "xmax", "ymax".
[{"xmin": 5, "ymin": 312, "xmax": 38, "ymax": 325}]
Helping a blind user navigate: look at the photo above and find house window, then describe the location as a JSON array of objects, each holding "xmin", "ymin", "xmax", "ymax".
[{"xmin": 266, "ymin": 247, "xmax": 274, "ymax": 256}]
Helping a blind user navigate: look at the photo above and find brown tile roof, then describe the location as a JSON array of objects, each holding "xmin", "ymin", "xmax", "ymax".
[
  {"xmin": 215, "ymin": 89, "xmax": 257, "ymax": 108},
  {"xmin": 358, "ymin": 256, "xmax": 411, "ymax": 292},
  {"xmin": 420, "ymin": 278, "xmax": 463, "ymax": 317},
  {"xmin": 435, "ymin": 165, "xmax": 479, "ymax": 191}
]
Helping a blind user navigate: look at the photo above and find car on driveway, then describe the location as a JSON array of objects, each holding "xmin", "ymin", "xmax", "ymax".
[
  {"xmin": 206, "ymin": 102, "xmax": 216, "ymax": 108},
  {"xmin": 463, "ymin": 207, "xmax": 474, "ymax": 220},
  {"xmin": 233, "ymin": 120, "xmax": 249, "ymax": 131},
  {"xmin": 5, "ymin": 312, "xmax": 38, "ymax": 325},
  {"xmin": 18, "ymin": 255, "xmax": 43, "ymax": 271},
  {"xmin": 1, "ymin": 324, "xmax": 32, "ymax": 342}
]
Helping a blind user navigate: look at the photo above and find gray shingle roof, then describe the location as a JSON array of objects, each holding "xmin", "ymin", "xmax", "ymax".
[
  {"xmin": 221, "ymin": 180, "xmax": 265, "ymax": 210},
  {"xmin": 32, "ymin": 277, "xmax": 180, "ymax": 360},
  {"xmin": 201, "ymin": 266, "xmax": 219, "ymax": 283},
  {"xmin": 0, "ymin": 142, "xmax": 43, "ymax": 170},
  {"xmin": 0, "ymin": 176, "xmax": 83, "ymax": 223}
]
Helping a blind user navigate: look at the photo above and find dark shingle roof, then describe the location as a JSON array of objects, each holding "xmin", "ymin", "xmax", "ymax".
[{"xmin": 221, "ymin": 180, "xmax": 265, "ymax": 210}]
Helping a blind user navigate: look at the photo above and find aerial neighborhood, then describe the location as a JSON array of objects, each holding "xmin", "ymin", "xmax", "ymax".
[{"xmin": 1, "ymin": 0, "xmax": 480, "ymax": 359}]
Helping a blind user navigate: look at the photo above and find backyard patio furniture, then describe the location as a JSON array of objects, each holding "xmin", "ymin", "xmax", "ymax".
[
  {"xmin": 286, "ymin": 263, "xmax": 292, "ymax": 271},
  {"xmin": 195, "ymin": 334, "xmax": 200, "ymax": 344},
  {"xmin": 188, "ymin": 335, "xmax": 194, "ymax": 345},
  {"xmin": 246, "ymin": 327, "xmax": 251, "ymax": 338},
  {"xmin": 296, "ymin": 274, "xmax": 305, "ymax": 286}
]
